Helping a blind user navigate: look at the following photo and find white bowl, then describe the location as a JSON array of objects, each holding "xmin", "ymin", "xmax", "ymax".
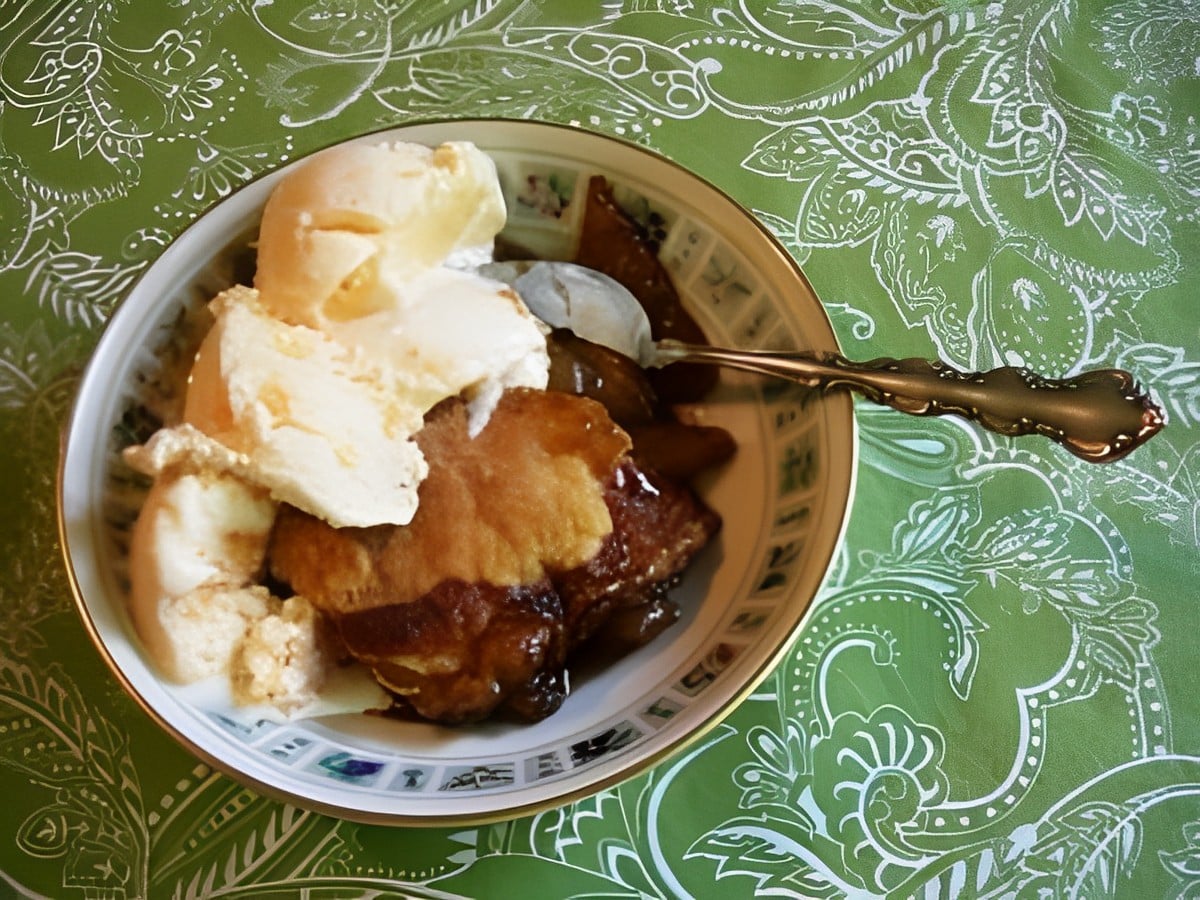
[{"xmin": 57, "ymin": 119, "xmax": 856, "ymax": 824}]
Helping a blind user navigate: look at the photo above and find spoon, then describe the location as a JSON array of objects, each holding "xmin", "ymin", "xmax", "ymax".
[{"xmin": 480, "ymin": 261, "xmax": 1165, "ymax": 464}]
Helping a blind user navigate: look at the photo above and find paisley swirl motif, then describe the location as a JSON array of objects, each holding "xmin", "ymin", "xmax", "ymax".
[
  {"xmin": 0, "ymin": 0, "xmax": 257, "ymax": 337},
  {"xmin": 812, "ymin": 706, "xmax": 949, "ymax": 878},
  {"xmin": 733, "ymin": 0, "xmax": 911, "ymax": 56},
  {"xmin": 0, "ymin": 658, "xmax": 149, "ymax": 897},
  {"xmin": 1161, "ymin": 817, "xmax": 1200, "ymax": 897},
  {"xmin": 1093, "ymin": 0, "xmax": 1200, "ymax": 89},
  {"xmin": 15, "ymin": 808, "xmax": 70, "ymax": 859},
  {"xmin": 696, "ymin": 705, "xmax": 950, "ymax": 894},
  {"xmin": 733, "ymin": 721, "xmax": 809, "ymax": 813},
  {"xmin": 583, "ymin": 38, "xmax": 706, "ymax": 114},
  {"xmin": 716, "ymin": 1, "xmax": 1184, "ymax": 382},
  {"xmin": 688, "ymin": 438, "xmax": 1173, "ymax": 890}
]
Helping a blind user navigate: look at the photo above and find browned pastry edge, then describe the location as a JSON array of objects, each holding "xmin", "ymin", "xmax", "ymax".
[{"xmin": 341, "ymin": 579, "xmax": 568, "ymax": 724}]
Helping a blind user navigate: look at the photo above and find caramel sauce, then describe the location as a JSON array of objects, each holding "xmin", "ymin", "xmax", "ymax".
[
  {"xmin": 574, "ymin": 175, "xmax": 718, "ymax": 403},
  {"xmin": 545, "ymin": 329, "xmax": 736, "ymax": 480}
]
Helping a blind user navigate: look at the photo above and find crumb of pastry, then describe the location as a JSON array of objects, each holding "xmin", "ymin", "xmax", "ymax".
[
  {"xmin": 155, "ymin": 584, "xmax": 273, "ymax": 684},
  {"xmin": 231, "ymin": 596, "xmax": 330, "ymax": 714}
]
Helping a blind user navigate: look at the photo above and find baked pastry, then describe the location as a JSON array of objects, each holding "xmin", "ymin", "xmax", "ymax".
[{"xmin": 268, "ymin": 388, "xmax": 720, "ymax": 723}]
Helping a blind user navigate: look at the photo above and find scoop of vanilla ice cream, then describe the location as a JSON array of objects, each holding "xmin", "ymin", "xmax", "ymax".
[
  {"xmin": 126, "ymin": 466, "xmax": 337, "ymax": 708},
  {"xmin": 254, "ymin": 140, "xmax": 507, "ymax": 328},
  {"xmin": 181, "ymin": 285, "xmax": 429, "ymax": 528},
  {"xmin": 160, "ymin": 139, "xmax": 550, "ymax": 524},
  {"xmin": 128, "ymin": 468, "xmax": 274, "ymax": 608},
  {"xmin": 127, "ymin": 468, "xmax": 276, "ymax": 682},
  {"xmin": 327, "ymin": 266, "xmax": 549, "ymax": 435}
]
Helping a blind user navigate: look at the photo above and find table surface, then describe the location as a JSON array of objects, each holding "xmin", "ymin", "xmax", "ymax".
[{"xmin": 2, "ymin": 2, "xmax": 1198, "ymax": 897}]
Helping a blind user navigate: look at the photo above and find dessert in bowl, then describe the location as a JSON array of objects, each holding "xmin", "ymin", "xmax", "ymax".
[{"xmin": 58, "ymin": 119, "xmax": 855, "ymax": 824}]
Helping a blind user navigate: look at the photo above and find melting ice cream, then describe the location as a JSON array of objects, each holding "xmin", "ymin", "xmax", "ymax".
[{"xmin": 124, "ymin": 140, "xmax": 550, "ymax": 714}]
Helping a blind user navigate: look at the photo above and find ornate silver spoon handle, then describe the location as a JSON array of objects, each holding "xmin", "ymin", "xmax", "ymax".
[{"xmin": 653, "ymin": 341, "xmax": 1165, "ymax": 463}]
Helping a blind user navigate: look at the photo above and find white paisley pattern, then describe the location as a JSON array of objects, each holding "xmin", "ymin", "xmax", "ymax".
[{"xmin": 1, "ymin": 1, "xmax": 1197, "ymax": 897}]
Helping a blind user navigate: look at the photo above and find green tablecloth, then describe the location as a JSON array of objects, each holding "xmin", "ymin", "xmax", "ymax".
[{"xmin": 3, "ymin": 2, "xmax": 1197, "ymax": 896}]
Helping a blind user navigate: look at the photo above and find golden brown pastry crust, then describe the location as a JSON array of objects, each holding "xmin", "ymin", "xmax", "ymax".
[
  {"xmin": 269, "ymin": 388, "xmax": 629, "ymax": 610},
  {"xmin": 267, "ymin": 388, "xmax": 721, "ymax": 724}
]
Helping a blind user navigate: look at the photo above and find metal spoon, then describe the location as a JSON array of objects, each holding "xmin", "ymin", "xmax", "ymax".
[{"xmin": 481, "ymin": 261, "xmax": 1165, "ymax": 464}]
